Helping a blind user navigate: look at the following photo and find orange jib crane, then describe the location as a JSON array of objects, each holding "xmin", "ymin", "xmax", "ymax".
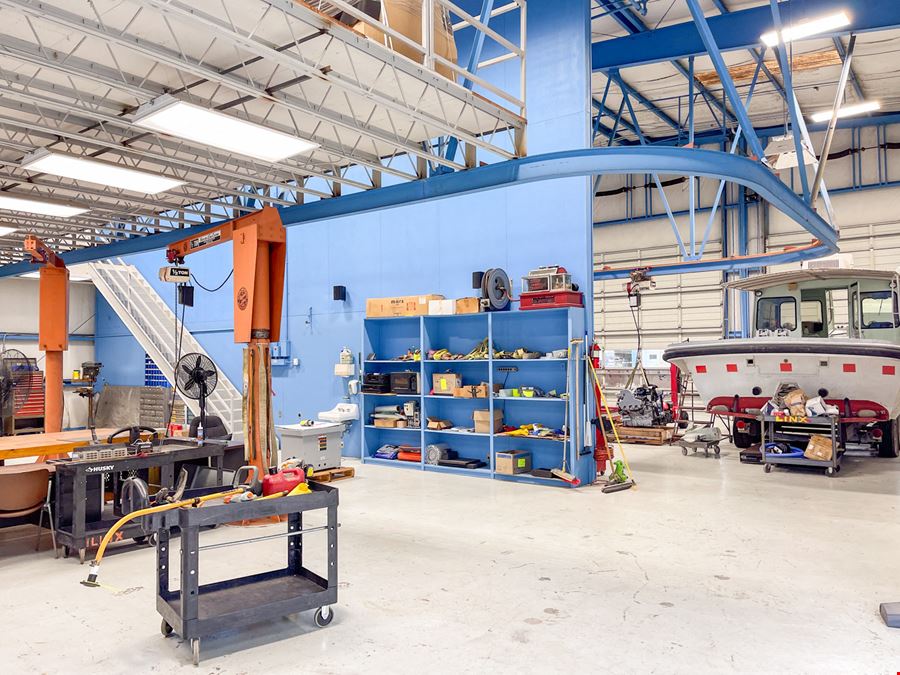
[
  {"xmin": 24, "ymin": 235, "xmax": 68, "ymax": 434},
  {"xmin": 165, "ymin": 207, "xmax": 286, "ymax": 476}
]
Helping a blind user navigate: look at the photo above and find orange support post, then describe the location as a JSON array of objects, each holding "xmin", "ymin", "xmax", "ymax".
[
  {"xmin": 166, "ymin": 208, "xmax": 286, "ymax": 477},
  {"xmin": 25, "ymin": 236, "xmax": 68, "ymax": 434}
]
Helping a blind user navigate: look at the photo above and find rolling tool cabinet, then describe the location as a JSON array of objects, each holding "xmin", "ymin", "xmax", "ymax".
[{"xmin": 157, "ymin": 483, "xmax": 339, "ymax": 666}]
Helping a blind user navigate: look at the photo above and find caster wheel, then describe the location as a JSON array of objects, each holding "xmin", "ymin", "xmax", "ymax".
[
  {"xmin": 681, "ymin": 447, "xmax": 688, "ymax": 456},
  {"xmin": 826, "ymin": 467, "xmax": 836, "ymax": 476},
  {"xmin": 78, "ymin": 548, "xmax": 86, "ymax": 564},
  {"xmin": 133, "ymin": 536, "xmax": 147, "ymax": 545},
  {"xmin": 190, "ymin": 638, "xmax": 200, "ymax": 666},
  {"xmin": 704, "ymin": 449, "xmax": 710, "ymax": 457},
  {"xmin": 160, "ymin": 619, "xmax": 173, "ymax": 637},
  {"xmin": 314, "ymin": 606, "xmax": 333, "ymax": 627},
  {"xmin": 764, "ymin": 464, "xmax": 773, "ymax": 473},
  {"xmin": 148, "ymin": 532, "xmax": 158, "ymax": 547},
  {"xmin": 714, "ymin": 446, "xmax": 721, "ymax": 457},
  {"xmin": 61, "ymin": 546, "xmax": 69, "ymax": 559}
]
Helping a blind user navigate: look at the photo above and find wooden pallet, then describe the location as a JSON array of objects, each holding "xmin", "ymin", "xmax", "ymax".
[
  {"xmin": 615, "ymin": 425, "xmax": 674, "ymax": 446},
  {"xmin": 309, "ymin": 466, "xmax": 355, "ymax": 482}
]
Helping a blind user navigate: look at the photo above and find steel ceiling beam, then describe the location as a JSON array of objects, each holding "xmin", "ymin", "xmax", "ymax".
[
  {"xmin": 0, "ymin": 147, "xmax": 838, "ymax": 278},
  {"xmin": 593, "ymin": 0, "xmax": 900, "ymax": 70}
]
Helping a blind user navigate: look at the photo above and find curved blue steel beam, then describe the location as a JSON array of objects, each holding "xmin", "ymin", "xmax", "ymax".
[{"xmin": 0, "ymin": 147, "xmax": 837, "ymax": 278}]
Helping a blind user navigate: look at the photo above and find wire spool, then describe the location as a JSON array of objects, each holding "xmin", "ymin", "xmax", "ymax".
[
  {"xmin": 481, "ymin": 268, "xmax": 511, "ymax": 311},
  {"xmin": 425, "ymin": 443, "xmax": 452, "ymax": 465}
]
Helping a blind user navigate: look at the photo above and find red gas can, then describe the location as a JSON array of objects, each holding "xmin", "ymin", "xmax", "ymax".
[{"xmin": 262, "ymin": 467, "xmax": 306, "ymax": 496}]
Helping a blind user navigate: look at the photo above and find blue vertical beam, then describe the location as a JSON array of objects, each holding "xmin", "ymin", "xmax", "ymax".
[
  {"xmin": 684, "ymin": 0, "xmax": 767, "ymax": 162},
  {"xmin": 767, "ymin": 0, "xmax": 811, "ymax": 201},
  {"xmin": 444, "ymin": 0, "xmax": 496, "ymax": 162}
]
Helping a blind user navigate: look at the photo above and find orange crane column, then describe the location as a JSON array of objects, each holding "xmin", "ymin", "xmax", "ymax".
[{"xmin": 25, "ymin": 236, "xmax": 69, "ymax": 434}]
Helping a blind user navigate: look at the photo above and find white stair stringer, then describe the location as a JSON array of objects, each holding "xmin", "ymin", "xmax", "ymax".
[{"xmin": 81, "ymin": 258, "xmax": 243, "ymax": 434}]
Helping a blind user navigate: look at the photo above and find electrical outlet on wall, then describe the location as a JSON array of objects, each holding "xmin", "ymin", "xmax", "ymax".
[{"xmin": 292, "ymin": 357, "xmax": 300, "ymax": 367}]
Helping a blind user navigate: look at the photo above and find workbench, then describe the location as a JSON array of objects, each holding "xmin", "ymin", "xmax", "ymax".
[
  {"xmin": 0, "ymin": 428, "xmax": 155, "ymax": 462},
  {"xmin": 52, "ymin": 440, "xmax": 225, "ymax": 563}
]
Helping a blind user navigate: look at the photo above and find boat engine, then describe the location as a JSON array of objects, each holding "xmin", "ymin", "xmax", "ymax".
[{"xmin": 617, "ymin": 385, "xmax": 674, "ymax": 428}]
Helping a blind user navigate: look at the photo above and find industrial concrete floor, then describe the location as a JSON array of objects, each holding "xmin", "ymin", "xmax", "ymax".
[{"xmin": 3, "ymin": 444, "xmax": 900, "ymax": 674}]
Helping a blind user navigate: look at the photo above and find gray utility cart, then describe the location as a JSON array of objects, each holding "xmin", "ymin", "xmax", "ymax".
[
  {"xmin": 157, "ymin": 482, "xmax": 339, "ymax": 666},
  {"xmin": 760, "ymin": 414, "xmax": 842, "ymax": 477}
]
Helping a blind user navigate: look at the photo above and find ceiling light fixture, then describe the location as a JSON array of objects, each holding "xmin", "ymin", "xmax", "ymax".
[
  {"xmin": 810, "ymin": 101, "xmax": 881, "ymax": 123},
  {"xmin": 760, "ymin": 11, "xmax": 851, "ymax": 47},
  {"xmin": 21, "ymin": 149, "xmax": 184, "ymax": 195},
  {"xmin": 0, "ymin": 193, "xmax": 88, "ymax": 218},
  {"xmin": 133, "ymin": 95, "xmax": 318, "ymax": 163}
]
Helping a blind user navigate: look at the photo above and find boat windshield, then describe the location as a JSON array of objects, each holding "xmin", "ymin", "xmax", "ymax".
[
  {"xmin": 756, "ymin": 296, "xmax": 796, "ymax": 332},
  {"xmin": 861, "ymin": 290, "xmax": 900, "ymax": 329}
]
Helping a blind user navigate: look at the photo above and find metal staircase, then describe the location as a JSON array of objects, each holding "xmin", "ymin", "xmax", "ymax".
[{"xmin": 81, "ymin": 258, "xmax": 242, "ymax": 433}]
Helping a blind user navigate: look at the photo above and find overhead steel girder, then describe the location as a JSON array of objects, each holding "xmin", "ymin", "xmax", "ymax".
[
  {"xmin": 593, "ymin": 0, "xmax": 900, "ymax": 71},
  {"xmin": 0, "ymin": 147, "xmax": 837, "ymax": 278}
]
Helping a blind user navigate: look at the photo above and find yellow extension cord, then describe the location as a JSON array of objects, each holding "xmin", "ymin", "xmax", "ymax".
[{"xmin": 586, "ymin": 354, "xmax": 637, "ymax": 487}]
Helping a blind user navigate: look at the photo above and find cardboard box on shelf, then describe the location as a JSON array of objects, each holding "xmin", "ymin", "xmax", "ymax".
[
  {"xmin": 428, "ymin": 299, "xmax": 457, "ymax": 316},
  {"xmin": 474, "ymin": 409, "xmax": 503, "ymax": 434},
  {"xmin": 453, "ymin": 383, "xmax": 501, "ymax": 399},
  {"xmin": 455, "ymin": 297, "xmax": 482, "ymax": 314},
  {"xmin": 366, "ymin": 294, "xmax": 444, "ymax": 318},
  {"xmin": 495, "ymin": 449, "xmax": 532, "ymax": 475},
  {"xmin": 433, "ymin": 372, "xmax": 462, "ymax": 395},
  {"xmin": 426, "ymin": 417, "xmax": 452, "ymax": 430},
  {"xmin": 374, "ymin": 418, "xmax": 400, "ymax": 428},
  {"xmin": 804, "ymin": 434, "xmax": 834, "ymax": 461}
]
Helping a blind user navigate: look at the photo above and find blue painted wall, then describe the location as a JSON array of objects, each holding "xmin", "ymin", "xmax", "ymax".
[{"xmin": 94, "ymin": 0, "xmax": 593, "ymax": 457}]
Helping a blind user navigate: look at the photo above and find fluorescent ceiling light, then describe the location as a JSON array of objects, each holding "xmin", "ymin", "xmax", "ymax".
[
  {"xmin": 810, "ymin": 101, "xmax": 881, "ymax": 123},
  {"xmin": 0, "ymin": 225, "xmax": 17, "ymax": 237},
  {"xmin": 0, "ymin": 193, "xmax": 88, "ymax": 218},
  {"xmin": 133, "ymin": 96, "xmax": 318, "ymax": 163},
  {"xmin": 21, "ymin": 149, "xmax": 184, "ymax": 195},
  {"xmin": 760, "ymin": 11, "xmax": 851, "ymax": 47}
]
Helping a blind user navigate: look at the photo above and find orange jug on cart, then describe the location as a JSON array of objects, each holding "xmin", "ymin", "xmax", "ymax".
[{"xmin": 262, "ymin": 467, "xmax": 306, "ymax": 496}]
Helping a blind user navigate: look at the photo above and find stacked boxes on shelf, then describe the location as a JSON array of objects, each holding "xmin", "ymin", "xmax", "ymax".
[{"xmin": 360, "ymin": 308, "xmax": 593, "ymax": 487}]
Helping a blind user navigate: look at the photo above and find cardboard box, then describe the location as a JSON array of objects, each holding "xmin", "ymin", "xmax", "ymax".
[
  {"xmin": 455, "ymin": 297, "xmax": 482, "ymax": 314},
  {"xmin": 804, "ymin": 434, "xmax": 833, "ymax": 461},
  {"xmin": 453, "ymin": 383, "xmax": 501, "ymax": 399},
  {"xmin": 427, "ymin": 418, "xmax": 452, "ymax": 430},
  {"xmin": 433, "ymin": 372, "xmax": 462, "ymax": 395},
  {"xmin": 374, "ymin": 418, "xmax": 400, "ymax": 428},
  {"xmin": 495, "ymin": 449, "xmax": 532, "ymax": 475},
  {"xmin": 366, "ymin": 294, "xmax": 444, "ymax": 318},
  {"xmin": 474, "ymin": 408, "xmax": 503, "ymax": 434},
  {"xmin": 428, "ymin": 299, "xmax": 457, "ymax": 316}
]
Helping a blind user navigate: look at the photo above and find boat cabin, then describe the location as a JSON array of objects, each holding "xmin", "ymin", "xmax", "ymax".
[{"xmin": 727, "ymin": 269, "xmax": 900, "ymax": 341}]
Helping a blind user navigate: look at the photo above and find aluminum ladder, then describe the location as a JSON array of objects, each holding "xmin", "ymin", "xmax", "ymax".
[{"xmin": 81, "ymin": 258, "xmax": 243, "ymax": 434}]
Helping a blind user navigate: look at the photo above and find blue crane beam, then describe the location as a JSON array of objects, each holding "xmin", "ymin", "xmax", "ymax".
[
  {"xmin": 593, "ymin": 0, "xmax": 900, "ymax": 71},
  {"xmin": 0, "ymin": 147, "xmax": 838, "ymax": 278}
]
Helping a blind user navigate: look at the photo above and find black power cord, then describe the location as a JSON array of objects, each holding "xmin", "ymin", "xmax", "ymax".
[{"xmin": 191, "ymin": 269, "xmax": 233, "ymax": 293}]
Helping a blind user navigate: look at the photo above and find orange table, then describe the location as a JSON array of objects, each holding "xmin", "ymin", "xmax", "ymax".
[{"xmin": 0, "ymin": 429, "xmax": 156, "ymax": 462}]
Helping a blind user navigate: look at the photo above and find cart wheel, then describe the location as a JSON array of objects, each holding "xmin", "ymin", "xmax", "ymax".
[
  {"xmin": 704, "ymin": 448, "xmax": 709, "ymax": 457},
  {"xmin": 133, "ymin": 535, "xmax": 147, "ymax": 544},
  {"xmin": 714, "ymin": 446, "xmax": 721, "ymax": 457},
  {"xmin": 681, "ymin": 447, "xmax": 688, "ymax": 456},
  {"xmin": 78, "ymin": 548, "xmax": 86, "ymax": 564},
  {"xmin": 826, "ymin": 467, "xmax": 836, "ymax": 477},
  {"xmin": 764, "ymin": 463, "xmax": 773, "ymax": 473},
  {"xmin": 190, "ymin": 638, "xmax": 200, "ymax": 666},
  {"xmin": 60, "ymin": 546, "xmax": 69, "ymax": 559},
  {"xmin": 160, "ymin": 619, "xmax": 173, "ymax": 638},
  {"xmin": 315, "ymin": 606, "xmax": 333, "ymax": 627},
  {"xmin": 148, "ymin": 532, "xmax": 158, "ymax": 547}
]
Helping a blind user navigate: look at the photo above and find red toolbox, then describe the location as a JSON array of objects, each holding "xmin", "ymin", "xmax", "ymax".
[
  {"xmin": 520, "ymin": 290, "xmax": 584, "ymax": 310},
  {"xmin": 397, "ymin": 447, "xmax": 422, "ymax": 462}
]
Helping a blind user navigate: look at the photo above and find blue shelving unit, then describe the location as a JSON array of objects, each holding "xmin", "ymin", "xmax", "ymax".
[{"xmin": 360, "ymin": 308, "xmax": 593, "ymax": 487}]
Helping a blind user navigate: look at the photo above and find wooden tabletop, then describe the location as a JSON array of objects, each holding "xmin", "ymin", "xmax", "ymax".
[{"xmin": 0, "ymin": 429, "xmax": 155, "ymax": 461}]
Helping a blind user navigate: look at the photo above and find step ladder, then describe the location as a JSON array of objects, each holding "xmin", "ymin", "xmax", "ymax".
[{"xmin": 80, "ymin": 258, "xmax": 243, "ymax": 434}]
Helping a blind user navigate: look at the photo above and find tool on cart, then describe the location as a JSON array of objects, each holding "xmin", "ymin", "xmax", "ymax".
[
  {"xmin": 82, "ymin": 465, "xmax": 261, "ymax": 587},
  {"xmin": 472, "ymin": 268, "xmax": 512, "ymax": 311},
  {"xmin": 164, "ymin": 207, "xmax": 286, "ymax": 478},
  {"xmin": 24, "ymin": 235, "xmax": 68, "ymax": 433},
  {"xmin": 0, "ymin": 349, "xmax": 34, "ymax": 436},
  {"xmin": 676, "ymin": 426, "xmax": 722, "ymax": 457},
  {"xmin": 519, "ymin": 265, "xmax": 584, "ymax": 310},
  {"xmin": 587, "ymin": 354, "xmax": 636, "ymax": 492}
]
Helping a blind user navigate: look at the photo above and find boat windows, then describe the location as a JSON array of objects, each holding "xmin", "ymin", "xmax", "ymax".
[
  {"xmin": 861, "ymin": 290, "xmax": 900, "ymax": 329},
  {"xmin": 800, "ymin": 299, "xmax": 825, "ymax": 337},
  {"xmin": 756, "ymin": 296, "xmax": 797, "ymax": 332}
]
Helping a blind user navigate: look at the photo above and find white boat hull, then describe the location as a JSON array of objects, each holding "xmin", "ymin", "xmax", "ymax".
[{"xmin": 664, "ymin": 338, "xmax": 900, "ymax": 419}]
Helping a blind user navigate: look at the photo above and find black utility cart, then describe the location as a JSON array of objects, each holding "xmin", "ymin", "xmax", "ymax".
[
  {"xmin": 52, "ymin": 438, "xmax": 225, "ymax": 562},
  {"xmin": 157, "ymin": 482, "xmax": 339, "ymax": 666}
]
